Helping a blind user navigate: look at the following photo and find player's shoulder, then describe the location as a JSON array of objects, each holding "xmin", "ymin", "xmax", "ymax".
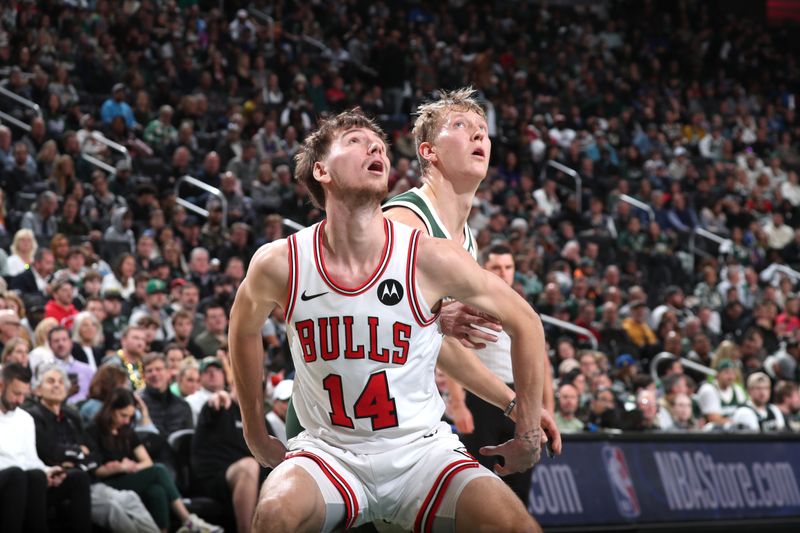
[
  {"xmin": 247, "ymin": 238, "xmax": 291, "ymax": 278},
  {"xmin": 384, "ymin": 203, "xmax": 430, "ymax": 233},
  {"xmin": 415, "ymin": 234, "xmax": 471, "ymax": 271}
]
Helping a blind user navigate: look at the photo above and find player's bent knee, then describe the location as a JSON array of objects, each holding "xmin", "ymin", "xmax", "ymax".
[
  {"xmin": 455, "ymin": 476, "xmax": 541, "ymax": 533},
  {"xmin": 254, "ymin": 463, "xmax": 326, "ymax": 533}
]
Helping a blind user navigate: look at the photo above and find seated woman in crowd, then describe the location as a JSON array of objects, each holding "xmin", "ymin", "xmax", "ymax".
[
  {"xmin": 1, "ymin": 336, "xmax": 31, "ymax": 368},
  {"xmin": 71, "ymin": 310, "xmax": 105, "ymax": 371},
  {"xmin": 26, "ymin": 364, "xmax": 159, "ymax": 533},
  {"xmin": 170, "ymin": 357, "xmax": 200, "ymax": 398},
  {"xmin": 27, "ymin": 317, "xmax": 59, "ymax": 372},
  {"xmin": 80, "ymin": 365, "xmax": 130, "ymax": 425},
  {"xmin": 5, "ymin": 228, "xmax": 37, "ymax": 277},
  {"xmin": 87, "ymin": 388, "xmax": 221, "ymax": 533},
  {"xmin": 3, "ymin": 291, "xmax": 33, "ymax": 339}
]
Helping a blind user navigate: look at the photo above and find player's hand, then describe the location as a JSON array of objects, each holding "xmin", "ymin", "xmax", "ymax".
[
  {"xmin": 245, "ymin": 431, "xmax": 287, "ymax": 468},
  {"xmin": 540, "ymin": 409, "xmax": 562, "ymax": 456},
  {"xmin": 479, "ymin": 427, "xmax": 542, "ymax": 476},
  {"xmin": 439, "ymin": 301, "xmax": 502, "ymax": 349},
  {"xmin": 448, "ymin": 399, "xmax": 475, "ymax": 435}
]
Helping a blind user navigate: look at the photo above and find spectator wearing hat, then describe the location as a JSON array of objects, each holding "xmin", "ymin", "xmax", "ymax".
[
  {"xmin": 267, "ymin": 379, "xmax": 293, "ymax": 446},
  {"xmin": 611, "ymin": 354, "xmax": 639, "ymax": 395},
  {"xmin": 186, "ymin": 356, "xmax": 227, "ymax": 425},
  {"xmin": 76, "ymin": 115, "xmax": 109, "ymax": 159},
  {"xmin": 731, "ymin": 372, "xmax": 785, "ymax": 432},
  {"xmin": 100, "ymin": 288, "xmax": 126, "ymax": 353},
  {"xmin": 128, "ymin": 279, "xmax": 174, "ymax": 343},
  {"xmin": 200, "ymin": 199, "xmax": 227, "ymax": 254},
  {"xmin": 696, "ymin": 358, "xmax": 748, "ymax": 426},
  {"xmin": 109, "ymin": 159, "xmax": 136, "ymax": 200},
  {"xmin": 44, "ymin": 276, "xmax": 79, "ymax": 329},
  {"xmin": 100, "ymin": 84, "xmax": 136, "ymax": 129},
  {"xmin": 140, "ymin": 353, "xmax": 192, "ymax": 436}
]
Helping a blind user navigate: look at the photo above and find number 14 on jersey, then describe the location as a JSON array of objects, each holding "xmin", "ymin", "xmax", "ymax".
[{"xmin": 323, "ymin": 371, "xmax": 399, "ymax": 431}]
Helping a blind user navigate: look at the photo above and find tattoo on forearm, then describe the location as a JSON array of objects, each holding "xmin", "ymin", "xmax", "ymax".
[{"xmin": 514, "ymin": 428, "xmax": 542, "ymax": 451}]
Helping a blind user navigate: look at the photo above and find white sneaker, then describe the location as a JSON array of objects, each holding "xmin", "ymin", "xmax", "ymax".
[{"xmin": 185, "ymin": 513, "xmax": 223, "ymax": 533}]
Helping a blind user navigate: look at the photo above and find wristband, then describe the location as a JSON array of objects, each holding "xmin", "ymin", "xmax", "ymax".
[{"xmin": 503, "ymin": 397, "xmax": 516, "ymax": 418}]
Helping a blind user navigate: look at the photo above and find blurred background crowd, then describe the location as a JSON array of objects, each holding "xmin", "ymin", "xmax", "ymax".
[{"xmin": 1, "ymin": 0, "xmax": 800, "ymax": 530}]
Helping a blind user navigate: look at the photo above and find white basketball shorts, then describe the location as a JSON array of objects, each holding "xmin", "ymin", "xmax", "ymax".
[{"xmin": 282, "ymin": 421, "xmax": 497, "ymax": 532}]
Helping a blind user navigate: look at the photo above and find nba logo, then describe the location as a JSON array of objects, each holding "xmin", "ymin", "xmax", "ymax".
[{"xmin": 602, "ymin": 445, "xmax": 641, "ymax": 518}]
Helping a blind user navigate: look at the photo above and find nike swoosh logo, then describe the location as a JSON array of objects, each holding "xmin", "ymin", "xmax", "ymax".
[{"xmin": 300, "ymin": 290, "xmax": 329, "ymax": 301}]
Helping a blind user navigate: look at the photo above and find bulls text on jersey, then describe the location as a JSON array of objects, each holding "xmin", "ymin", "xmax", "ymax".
[{"xmin": 295, "ymin": 315, "xmax": 412, "ymax": 365}]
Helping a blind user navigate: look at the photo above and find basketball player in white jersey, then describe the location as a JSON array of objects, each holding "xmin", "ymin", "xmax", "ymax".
[
  {"xmin": 284, "ymin": 88, "xmax": 560, "ymax": 456},
  {"xmin": 230, "ymin": 109, "xmax": 547, "ymax": 532}
]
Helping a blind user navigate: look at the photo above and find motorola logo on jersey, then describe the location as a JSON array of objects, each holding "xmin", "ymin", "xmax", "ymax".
[{"xmin": 377, "ymin": 279, "xmax": 404, "ymax": 306}]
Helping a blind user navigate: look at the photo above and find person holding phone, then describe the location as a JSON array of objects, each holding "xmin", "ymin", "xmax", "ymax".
[{"xmin": 0, "ymin": 363, "xmax": 91, "ymax": 533}]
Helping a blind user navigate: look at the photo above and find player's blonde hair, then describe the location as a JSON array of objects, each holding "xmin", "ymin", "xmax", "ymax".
[
  {"xmin": 294, "ymin": 108, "xmax": 387, "ymax": 209},
  {"xmin": 412, "ymin": 87, "xmax": 486, "ymax": 173}
]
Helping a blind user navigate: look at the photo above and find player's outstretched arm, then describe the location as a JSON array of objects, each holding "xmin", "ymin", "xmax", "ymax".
[
  {"xmin": 230, "ymin": 240, "xmax": 289, "ymax": 468},
  {"xmin": 384, "ymin": 207, "xmax": 501, "ymax": 346},
  {"xmin": 438, "ymin": 337, "xmax": 562, "ymax": 455},
  {"xmin": 417, "ymin": 237, "xmax": 546, "ymax": 473}
]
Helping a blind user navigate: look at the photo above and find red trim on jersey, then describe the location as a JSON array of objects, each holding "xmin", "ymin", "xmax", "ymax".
[
  {"xmin": 413, "ymin": 459, "xmax": 479, "ymax": 533},
  {"xmin": 284, "ymin": 234, "xmax": 299, "ymax": 322},
  {"xmin": 313, "ymin": 218, "xmax": 393, "ymax": 296},
  {"xmin": 406, "ymin": 230, "xmax": 438, "ymax": 327},
  {"xmin": 285, "ymin": 450, "xmax": 360, "ymax": 529}
]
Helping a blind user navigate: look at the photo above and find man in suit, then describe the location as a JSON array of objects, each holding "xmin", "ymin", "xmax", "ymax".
[{"xmin": 10, "ymin": 247, "xmax": 55, "ymax": 299}]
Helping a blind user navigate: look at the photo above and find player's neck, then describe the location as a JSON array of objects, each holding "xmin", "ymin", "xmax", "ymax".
[
  {"xmin": 420, "ymin": 168, "xmax": 477, "ymax": 239},
  {"xmin": 322, "ymin": 203, "xmax": 386, "ymax": 274}
]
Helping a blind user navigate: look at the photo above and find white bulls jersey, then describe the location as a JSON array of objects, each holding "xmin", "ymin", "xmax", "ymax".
[{"xmin": 285, "ymin": 218, "xmax": 444, "ymax": 454}]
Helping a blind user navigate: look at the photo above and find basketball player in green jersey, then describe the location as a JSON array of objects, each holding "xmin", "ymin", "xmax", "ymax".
[{"xmin": 285, "ymin": 88, "xmax": 560, "ymax": 455}]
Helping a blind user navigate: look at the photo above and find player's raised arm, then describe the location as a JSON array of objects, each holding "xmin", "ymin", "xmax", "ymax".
[
  {"xmin": 229, "ymin": 240, "xmax": 289, "ymax": 467},
  {"xmin": 416, "ymin": 236, "xmax": 546, "ymax": 472}
]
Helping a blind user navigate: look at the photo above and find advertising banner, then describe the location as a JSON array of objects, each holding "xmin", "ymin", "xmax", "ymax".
[{"xmin": 529, "ymin": 435, "xmax": 800, "ymax": 527}]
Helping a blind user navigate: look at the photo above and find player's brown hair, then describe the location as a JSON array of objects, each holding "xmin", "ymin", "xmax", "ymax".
[
  {"xmin": 294, "ymin": 108, "xmax": 387, "ymax": 209},
  {"xmin": 412, "ymin": 87, "xmax": 486, "ymax": 173}
]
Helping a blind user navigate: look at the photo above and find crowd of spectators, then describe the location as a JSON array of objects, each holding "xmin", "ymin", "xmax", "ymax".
[{"xmin": 2, "ymin": 0, "xmax": 800, "ymax": 529}]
